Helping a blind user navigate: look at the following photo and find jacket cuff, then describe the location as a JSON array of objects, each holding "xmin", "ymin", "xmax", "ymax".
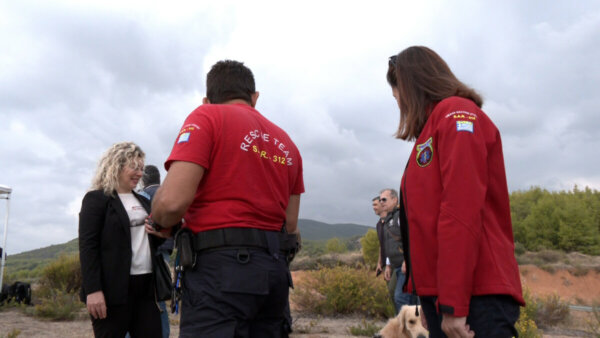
[{"xmin": 438, "ymin": 301, "xmax": 469, "ymax": 317}]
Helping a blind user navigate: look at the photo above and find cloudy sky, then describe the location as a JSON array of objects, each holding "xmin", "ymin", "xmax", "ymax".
[{"xmin": 1, "ymin": 0, "xmax": 599, "ymax": 254}]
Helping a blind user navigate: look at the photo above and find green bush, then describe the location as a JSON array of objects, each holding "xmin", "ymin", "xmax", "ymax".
[
  {"xmin": 360, "ymin": 229, "xmax": 379, "ymax": 269},
  {"xmin": 29, "ymin": 289, "xmax": 83, "ymax": 321},
  {"xmin": 38, "ymin": 254, "xmax": 81, "ymax": 294},
  {"xmin": 325, "ymin": 238, "xmax": 347, "ymax": 254},
  {"xmin": 514, "ymin": 242, "xmax": 526, "ymax": 256},
  {"xmin": 516, "ymin": 288, "xmax": 542, "ymax": 338},
  {"xmin": 26, "ymin": 254, "xmax": 85, "ymax": 321},
  {"xmin": 291, "ymin": 266, "xmax": 394, "ymax": 318}
]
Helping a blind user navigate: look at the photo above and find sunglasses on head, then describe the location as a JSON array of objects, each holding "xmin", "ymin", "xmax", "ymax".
[{"xmin": 389, "ymin": 55, "xmax": 397, "ymax": 68}]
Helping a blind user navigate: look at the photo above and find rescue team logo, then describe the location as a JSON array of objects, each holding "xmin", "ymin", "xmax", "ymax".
[
  {"xmin": 445, "ymin": 110, "xmax": 478, "ymax": 121},
  {"xmin": 176, "ymin": 124, "xmax": 200, "ymax": 144},
  {"xmin": 456, "ymin": 120, "xmax": 474, "ymax": 133},
  {"xmin": 240, "ymin": 129, "xmax": 294, "ymax": 166},
  {"xmin": 415, "ymin": 137, "xmax": 433, "ymax": 168}
]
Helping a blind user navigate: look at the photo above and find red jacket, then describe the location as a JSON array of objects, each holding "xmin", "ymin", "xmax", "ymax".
[{"xmin": 401, "ymin": 96, "xmax": 524, "ymax": 317}]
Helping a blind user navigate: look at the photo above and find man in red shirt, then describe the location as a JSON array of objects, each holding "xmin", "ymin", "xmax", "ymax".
[{"xmin": 151, "ymin": 60, "xmax": 304, "ymax": 337}]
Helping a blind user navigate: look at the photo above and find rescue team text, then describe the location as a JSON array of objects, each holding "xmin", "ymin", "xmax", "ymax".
[{"xmin": 240, "ymin": 129, "xmax": 293, "ymax": 165}]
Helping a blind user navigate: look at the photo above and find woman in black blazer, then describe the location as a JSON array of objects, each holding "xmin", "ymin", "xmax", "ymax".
[{"xmin": 79, "ymin": 142, "xmax": 164, "ymax": 338}]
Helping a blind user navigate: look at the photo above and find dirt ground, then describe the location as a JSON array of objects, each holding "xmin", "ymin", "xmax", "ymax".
[{"xmin": 0, "ymin": 265, "xmax": 598, "ymax": 338}]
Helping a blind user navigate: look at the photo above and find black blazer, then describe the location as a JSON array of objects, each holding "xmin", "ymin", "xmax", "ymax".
[{"xmin": 78, "ymin": 189, "xmax": 163, "ymax": 305}]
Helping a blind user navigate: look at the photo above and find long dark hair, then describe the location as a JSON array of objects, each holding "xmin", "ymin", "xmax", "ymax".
[{"xmin": 387, "ymin": 46, "xmax": 482, "ymax": 141}]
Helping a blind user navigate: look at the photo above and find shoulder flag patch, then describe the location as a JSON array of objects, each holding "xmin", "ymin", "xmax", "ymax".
[
  {"xmin": 177, "ymin": 132, "xmax": 191, "ymax": 143},
  {"xmin": 456, "ymin": 121, "xmax": 474, "ymax": 133}
]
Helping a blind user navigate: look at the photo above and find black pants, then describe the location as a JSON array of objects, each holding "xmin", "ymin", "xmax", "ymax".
[
  {"xmin": 180, "ymin": 248, "xmax": 291, "ymax": 338},
  {"xmin": 91, "ymin": 274, "xmax": 162, "ymax": 338},
  {"xmin": 420, "ymin": 295, "xmax": 520, "ymax": 338}
]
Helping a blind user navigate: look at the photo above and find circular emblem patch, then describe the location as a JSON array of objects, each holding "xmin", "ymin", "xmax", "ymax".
[{"xmin": 416, "ymin": 137, "xmax": 434, "ymax": 168}]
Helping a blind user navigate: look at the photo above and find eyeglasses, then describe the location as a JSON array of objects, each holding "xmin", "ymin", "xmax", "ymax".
[
  {"xmin": 389, "ymin": 55, "xmax": 397, "ymax": 68},
  {"xmin": 380, "ymin": 198, "xmax": 388, "ymax": 202}
]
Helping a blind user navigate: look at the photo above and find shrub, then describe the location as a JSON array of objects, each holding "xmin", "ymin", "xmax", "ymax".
[
  {"xmin": 569, "ymin": 265, "xmax": 590, "ymax": 277},
  {"xmin": 325, "ymin": 238, "xmax": 347, "ymax": 254},
  {"xmin": 360, "ymin": 229, "xmax": 379, "ymax": 269},
  {"xmin": 586, "ymin": 303, "xmax": 600, "ymax": 337},
  {"xmin": 26, "ymin": 254, "xmax": 85, "ymax": 321},
  {"xmin": 38, "ymin": 254, "xmax": 81, "ymax": 294},
  {"xmin": 514, "ymin": 242, "xmax": 526, "ymax": 256},
  {"xmin": 516, "ymin": 288, "xmax": 542, "ymax": 338},
  {"xmin": 290, "ymin": 252, "xmax": 364, "ymax": 271},
  {"xmin": 291, "ymin": 266, "xmax": 394, "ymax": 318},
  {"xmin": 536, "ymin": 250, "xmax": 565, "ymax": 264},
  {"xmin": 28, "ymin": 289, "xmax": 83, "ymax": 321},
  {"xmin": 5, "ymin": 329, "xmax": 21, "ymax": 338},
  {"xmin": 348, "ymin": 319, "xmax": 382, "ymax": 336},
  {"xmin": 534, "ymin": 293, "xmax": 570, "ymax": 328}
]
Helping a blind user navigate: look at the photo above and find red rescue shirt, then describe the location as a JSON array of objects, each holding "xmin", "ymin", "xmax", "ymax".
[
  {"xmin": 166, "ymin": 103, "xmax": 304, "ymax": 233},
  {"xmin": 402, "ymin": 96, "xmax": 524, "ymax": 316}
]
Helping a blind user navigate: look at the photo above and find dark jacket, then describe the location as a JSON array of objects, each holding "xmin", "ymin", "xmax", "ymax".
[
  {"xmin": 382, "ymin": 207, "xmax": 404, "ymax": 268},
  {"xmin": 376, "ymin": 218, "xmax": 385, "ymax": 267},
  {"xmin": 78, "ymin": 189, "xmax": 164, "ymax": 305}
]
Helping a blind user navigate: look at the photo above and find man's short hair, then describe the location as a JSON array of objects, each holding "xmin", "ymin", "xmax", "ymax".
[
  {"xmin": 372, "ymin": 196, "xmax": 380, "ymax": 201},
  {"xmin": 380, "ymin": 188, "xmax": 398, "ymax": 200},
  {"xmin": 206, "ymin": 60, "xmax": 256, "ymax": 105},
  {"xmin": 142, "ymin": 165, "xmax": 161, "ymax": 187}
]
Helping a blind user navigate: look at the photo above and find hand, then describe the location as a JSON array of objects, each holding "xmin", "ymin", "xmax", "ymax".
[
  {"xmin": 441, "ymin": 314, "xmax": 475, "ymax": 338},
  {"xmin": 401, "ymin": 261, "xmax": 406, "ymax": 274},
  {"xmin": 145, "ymin": 218, "xmax": 170, "ymax": 238},
  {"xmin": 86, "ymin": 291, "xmax": 107, "ymax": 319},
  {"xmin": 384, "ymin": 265, "xmax": 392, "ymax": 281},
  {"xmin": 376, "ymin": 264, "xmax": 382, "ymax": 277}
]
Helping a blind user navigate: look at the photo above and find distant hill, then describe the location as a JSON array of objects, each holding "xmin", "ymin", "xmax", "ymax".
[
  {"xmin": 4, "ymin": 219, "xmax": 372, "ymax": 277},
  {"xmin": 297, "ymin": 219, "xmax": 372, "ymax": 241}
]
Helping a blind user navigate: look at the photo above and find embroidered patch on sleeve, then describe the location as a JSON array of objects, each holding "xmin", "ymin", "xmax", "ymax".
[
  {"xmin": 456, "ymin": 121, "xmax": 474, "ymax": 133},
  {"xmin": 177, "ymin": 132, "xmax": 191, "ymax": 143},
  {"xmin": 416, "ymin": 137, "xmax": 434, "ymax": 167}
]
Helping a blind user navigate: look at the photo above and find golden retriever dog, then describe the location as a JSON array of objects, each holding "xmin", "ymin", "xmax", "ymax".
[{"xmin": 374, "ymin": 305, "xmax": 428, "ymax": 338}]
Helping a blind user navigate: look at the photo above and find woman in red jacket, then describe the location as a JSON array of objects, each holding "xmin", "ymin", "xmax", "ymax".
[{"xmin": 387, "ymin": 46, "xmax": 524, "ymax": 338}]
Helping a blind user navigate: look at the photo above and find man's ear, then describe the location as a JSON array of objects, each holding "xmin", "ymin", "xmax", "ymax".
[
  {"xmin": 202, "ymin": 97, "xmax": 210, "ymax": 104},
  {"xmin": 250, "ymin": 92, "xmax": 259, "ymax": 107}
]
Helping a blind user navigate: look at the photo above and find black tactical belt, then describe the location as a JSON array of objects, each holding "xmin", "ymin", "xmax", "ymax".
[{"xmin": 193, "ymin": 227, "xmax": 297, "ymax": 252}]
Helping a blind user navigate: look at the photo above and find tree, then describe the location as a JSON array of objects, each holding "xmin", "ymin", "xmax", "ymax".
[
  {"xmin": 326, "ymin": 237, "xmax": 347, "ymax": 254},
  {"xmin": 360, "ymin": 229, "xmax": 379, "ymax": 269}
]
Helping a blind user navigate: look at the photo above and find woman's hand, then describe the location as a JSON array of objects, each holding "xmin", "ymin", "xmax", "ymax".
[
  {"xmin": 144, "ymin": 218, "xmax": 171, "ymax": 238},
  {"xmin": 86, "ymin": 291, "xmax": 107, "ymax": 319},
  {"xmin": 384, "ymin": 265, "xmax": 392, "ymax": 281},
  {"xmin": 441, "ymin": 314, "xmax": 475, "ymax": 338}
]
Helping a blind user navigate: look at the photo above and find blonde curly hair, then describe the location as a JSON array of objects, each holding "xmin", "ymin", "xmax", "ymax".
[{"xmin": 91, "ymin": 142, "xmax": 145, "ymax": 196}]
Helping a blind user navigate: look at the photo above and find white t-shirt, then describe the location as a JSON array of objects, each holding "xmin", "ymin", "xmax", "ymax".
[{"xmin": 119, "ymin": 193, "xmax": 152, "ymax": 275}]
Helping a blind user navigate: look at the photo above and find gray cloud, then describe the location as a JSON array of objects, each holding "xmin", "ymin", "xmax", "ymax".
[{"xmin": 1, "ymin": 1, "xmax": 599, "ymax": 254}]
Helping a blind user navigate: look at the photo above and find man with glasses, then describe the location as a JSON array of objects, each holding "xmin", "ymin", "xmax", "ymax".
[
  {"xmin": 374, "ymin": 194, "xmax": 398, "ymax": 311},
  {"xmin": 379, "ymin": 188, "xmax": 416, "ymax": 313}
]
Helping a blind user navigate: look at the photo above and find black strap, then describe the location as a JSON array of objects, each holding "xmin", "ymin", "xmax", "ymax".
[{"xmin": 193, "ymin": 227, "xmax": 298, "ymax": 252}]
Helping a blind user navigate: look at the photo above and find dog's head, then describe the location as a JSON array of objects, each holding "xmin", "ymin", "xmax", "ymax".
[
  {"xmin": 374, "ymin": 305, "xmax": 428, "ymax": 338},
  {"xmin": 398, "ymin": 305, "xmax": 428, "ymax": 338}
]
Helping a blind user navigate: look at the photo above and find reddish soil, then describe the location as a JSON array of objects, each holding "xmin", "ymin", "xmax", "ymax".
[{"xmin": 520, "ymin": 264, "xmax": 600, "ymax": 305}]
